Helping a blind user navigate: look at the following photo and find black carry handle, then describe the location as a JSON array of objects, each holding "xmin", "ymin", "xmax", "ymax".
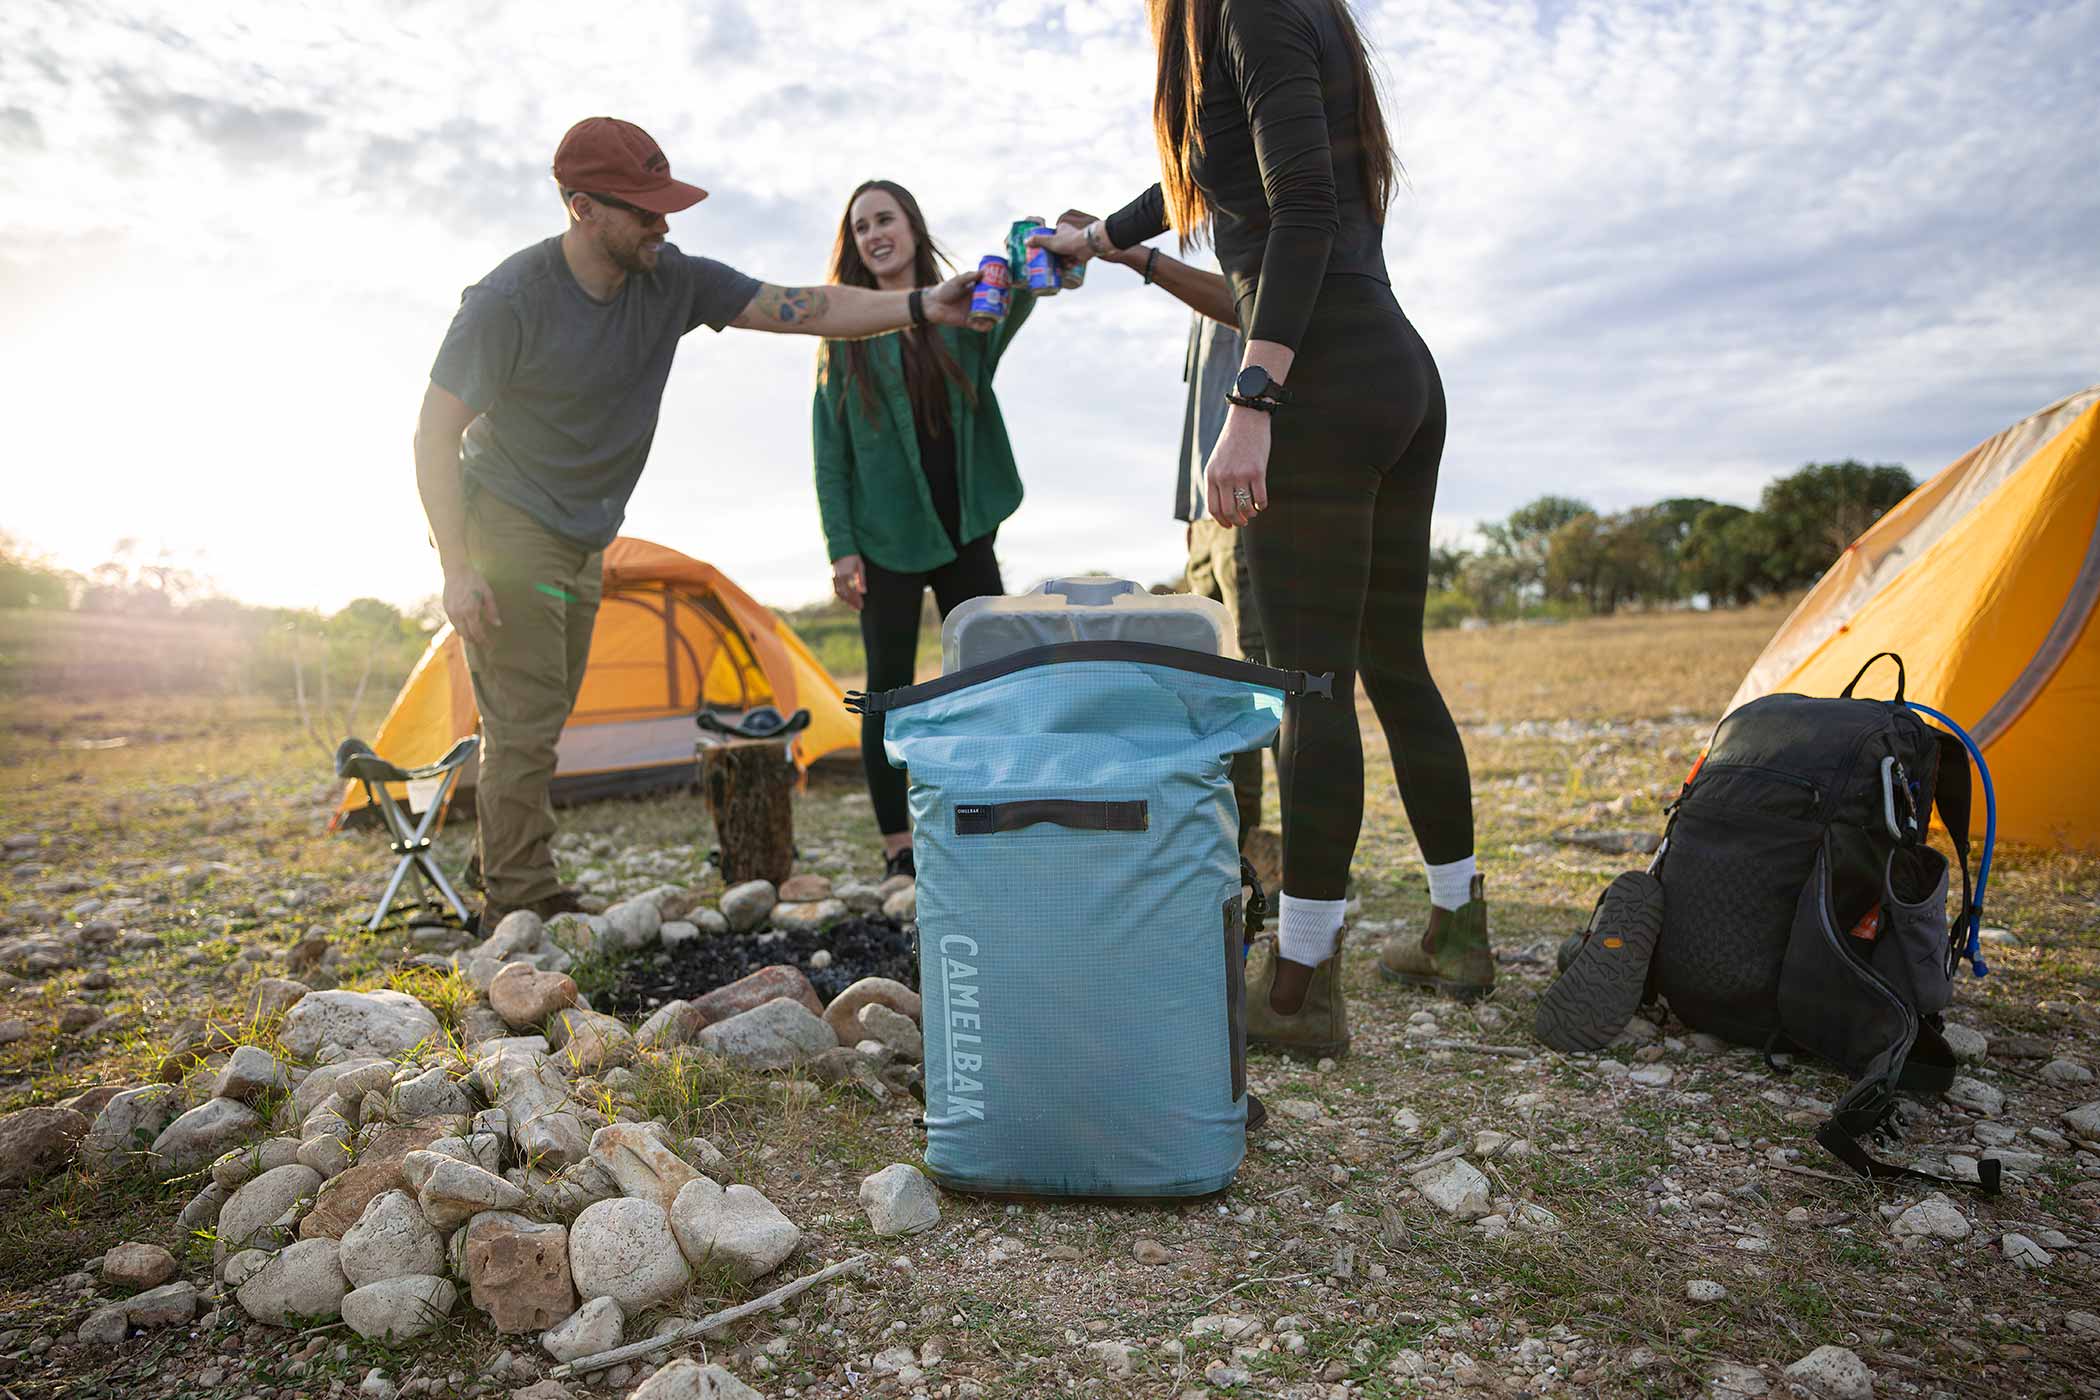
[
  {"xmin": 954, "ymin": 800, "xmax": 1149, "ymax": 835},
  {"xmin": 1840, "ymin": 652, "xmax": 1907, "ymax": 703}
]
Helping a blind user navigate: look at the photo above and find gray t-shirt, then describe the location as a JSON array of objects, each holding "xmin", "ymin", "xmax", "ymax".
[
  {"xmin": 430, "ymin": 236, "xmax": 760, "ymax": 549},
  {"xmin": 1175, "ymin": 313, "xmax": 1243, "ymax": 523}
]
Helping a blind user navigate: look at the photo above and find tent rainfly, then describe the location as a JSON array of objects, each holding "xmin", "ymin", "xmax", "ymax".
[
  {"xmin": 1726, "ymin": 386, "xmax": 2100, "ymax": 850},
  {"xmin": 331, "ymin": 537, "xmax": 857, "ymax": 831}
]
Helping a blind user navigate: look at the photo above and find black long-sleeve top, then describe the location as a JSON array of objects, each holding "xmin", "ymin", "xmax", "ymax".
[{"xmin": 1106, "ymin": 0, "xmax": 1390, "ymax": 353}]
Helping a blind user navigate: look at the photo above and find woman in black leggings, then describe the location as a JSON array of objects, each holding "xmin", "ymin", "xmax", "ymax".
[
  {"xmin": 1036, "ymin": 0, "xmax": 1487, "ymax": 1053},
  {"xmin": 814, "ymin": 180, "xmax": 1033, "ymax": 881}
]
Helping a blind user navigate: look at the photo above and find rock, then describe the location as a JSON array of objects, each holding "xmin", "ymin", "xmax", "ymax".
[
  {"xmin": 236, "ymin": 1237, "xmax": 350, "ymax": 1326},
  {"xmin": 1941, "ymin": 1023, "xmax": 1987, "ymax": 1063},
  {"xmin": 569, "ymin": 1197, "xmax": 691, "ymax": 1315},
  {"xmin": 2041, "ymin": 1058, "xmax": 2093, "ymax": 1086},
  {"xmin": 719, "ymin": 881, "xmax": 777, "ymax": 933},
  {"xmin": 125, "ymin": 1279, "xmax": 200, "ymax": 1328},
  {"xmin": 280, "ymin": 990, "xmax": 443, "ymax": 1059},
  {"xmin": 290, "ymin": 1056, "xmax": 390, "ymax": 1120},
  {"xmin": 464, "ymin": 1212, "xmax": 576, "ymax": 1333},
  {"xmin": 340, "ymin": 1190, "xmax": 446, "ymax": 1287},
  {"xmin": 669, "ymin": 1176, "xmax": 801, "ymax": 1283},
  {"xmin": 590, "ymin": 1122, "xmax": 704, "ymax": 1213},
  {"xmin": 549, "ymin": 1008, "xmax": 635, "ymax": 1075},
  {"xmin": 1630, "ymin": 1064, "xmax": 1675, "ymax": 1088},
  {"xmin": 542, "ymin": 1295, "xmax": 624, "ymax": 1363},
  {"xmin": 0, "ymin": 1106, "xmax": 90, "ymax": 1186},
  {"xmin": 822, "ymin": 977, "xmax": 922, "ymax": 1042},
  {"xmin": 1709, "ymin": 1361, "xmax": 1770, "ymax": 1397},
  {"xmin": 512, "ymin": 1384, "xmax": 576, "ymax": 1400},
  {"xmin": 103, "ymin": 1241, "xmax": 179, "ymax": 1290},
  {"xmin": 388, "ymin": 1064, "xmax": 474, "ymax": 1121},
  {"xmin": 771, "ymin": 898, "xmax": 847, "ymax": 933},
  {"xmin": 246, "ymin": 976, "xmax": 312, "ymax": 1021},
  {"xmin": 630, "ymin": 1359, "xmax": 764, "ymax": 1399},
  {"xmin": 76, "ymin": 1083, "xmax": 178, "ymax": 1172},
  {"xmin": 1687, "ymin": 1279, "xmax": 1728, "ymax": 1303},
  {"xmin": 409, "ymin": 1152, "xmax": 526, "ymax": 1231},
  {"xmin": 529, "ymin": 1157, "xmax": 624, "ymax": 1224},
  {"xmin": 604, "ymin": 898, "xmax": 663, "ymax": 951},
  {"xmin": 218, "ymin": 1163, "xmax": 324, "ymax": 1258},
  {"xmin": 1889, "ymin": 1194, "xmax": 1970, "ymax": 1243},
  {"xmin": 80, "ymin": 1303, "xmax": 131, "ymax": 1346},
  {"xmin": 860, "ymin": 1163, "xmax": 941, "ymax": 1236},
  {"xmin": 342, "ymin": 1275, "xmax": 456, "ymax": 1343},
  {"xmin": 213, "ymin": 1045, "xmax": 291, "ymax": 1105},
  {"xmin": 691, "ymin": 964, "xmax": 824, "ymax": 1023},
  {"xmin": 695, "ymin": 997, "xmax": 838, "ymax": 1070},
  {"xmin": 1945, "ymin": 1076, "xmax": 2004, "ymax": 1117},
  {"xmin": 1976, "ymin": 926, "xmax": 2019, "ymax": 946},
  {"xmin": 150, "ymin": 1097, "xmax": 263, "ymax": 1174},
  {"xmin": 1087, "ymin": 1340, "xmax": 1139, "ymax": 1376},
  {"xmin": 1132, "ymin": 1238, "xmax": 1173, "ymax": 1266},
  {"xmin": 2063, "ymin": 1101, "xmax": 2100, "ymax": 1144},
  {"xmin": 882, "ymin": 885, "xmax": 917, "ymax": 922},
  {"xmin": 1782, "ymin": 1344, "xmax": 1873, "ymax": 1399},
  {"xmin": 299, "ymin": 1116, "xmax": 462, "ymax": 1239},
  {"xmin": 778, "ymin": 873, "xmax": 832, "ymax": 902},
  {"xmin": 2065, "ymin": 1310, "xmax": 2100, "ymax": 1338},
  {"xmin": 659, "ymin": 920, "xmax": 702, "ymax": 951},
  {"xmin": 2000, "ymin": 1232, "xmax": 2052, "ymax": 1268},
  {"xmin": 179, "ymin": 1181, "xmax": 229, "ymax": 1230},
  {"xmin": 636, "ymin": 999, "xmax": 707, "ymax": 1050},
  {"xmin": 857, "ymin": 1003, "xmax": 923, "ymax": 1061},
  {"xmin": 1411, "ymin": 1158, "xmax": 1493, "ymax": 1220}
]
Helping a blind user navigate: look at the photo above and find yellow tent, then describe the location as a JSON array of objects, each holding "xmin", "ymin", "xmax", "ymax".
[
  {"xmin": 1727, "ymin": 385, "xmax": 2100, "ymax": 850},
  {"xmin": 331, "ymin": 537, "xmax": 858, "ymax": 830}
]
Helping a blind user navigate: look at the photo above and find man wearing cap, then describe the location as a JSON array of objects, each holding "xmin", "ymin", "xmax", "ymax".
[{"xmin": 415, "ymin": 117, "xmax": 978, "ymax": 926}]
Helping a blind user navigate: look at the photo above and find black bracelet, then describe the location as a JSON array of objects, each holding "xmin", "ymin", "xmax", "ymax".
[
  {"xmin": 908, "ymin": 288, "xmax": 926, "ymax": 328},
  {"xmin": 1225, "ymin": 392, "xmax": 1282, "ymax": 414},
  {"xmin": 1143, "ymin": 247, "xmax": 1160, "ymax": 285}
]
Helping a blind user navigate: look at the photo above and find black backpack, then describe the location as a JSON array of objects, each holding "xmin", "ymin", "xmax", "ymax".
[{"xmin": 1653, "ymin": 653, "xmax": 1998, "ymax": 1190}]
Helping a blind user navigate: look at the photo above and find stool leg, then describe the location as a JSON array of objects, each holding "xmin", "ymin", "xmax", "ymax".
[{"xmin": 370, "ymin": 854, "xmax": 416, "ymax": 932}]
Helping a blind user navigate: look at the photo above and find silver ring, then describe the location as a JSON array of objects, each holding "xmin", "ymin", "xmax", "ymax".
[{"xmin": 1233, "ymin": 488, "xmax": 1253, "ymax": 504}]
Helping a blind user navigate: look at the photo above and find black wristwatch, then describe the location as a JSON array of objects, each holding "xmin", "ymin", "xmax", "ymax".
[{"xmin": 1226, "ymin": 365, "xmax": 1293, "ymax": 412}]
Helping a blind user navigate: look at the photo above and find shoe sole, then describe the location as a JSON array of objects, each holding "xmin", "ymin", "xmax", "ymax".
[
  {"xmin": 1533, "ymin": 870, "xmax": 1664, "ymax": 1053},
  {"xmin": 1376, "ymin": 962, "xmax": 1494, "ymax": 1003}
]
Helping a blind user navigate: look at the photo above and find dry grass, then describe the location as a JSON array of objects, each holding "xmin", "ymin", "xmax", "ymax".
[{"xmin": 1, "ymin": 603, "xmax": 2095, "ymax": 1399}]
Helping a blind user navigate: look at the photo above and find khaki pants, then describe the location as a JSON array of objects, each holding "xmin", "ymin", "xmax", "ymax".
[
  {"xmin": 461, "ymin": 489, "xmax": 603, "ymax": 908},
  {"xmin": 1186, "ymin": 518, "xmax": 1267, "ymax": 840}
]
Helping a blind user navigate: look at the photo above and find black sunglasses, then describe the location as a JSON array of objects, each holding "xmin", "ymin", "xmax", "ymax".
[{"xmin": 577, "ymin": 190, "xmax": 657, "ymax": 220}]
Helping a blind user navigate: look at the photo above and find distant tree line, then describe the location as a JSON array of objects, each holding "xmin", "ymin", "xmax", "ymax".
[
  {"xmin": 1427, "ymin": 460, "xmax": 1916, "ymax": 625},
  {"xmin": 0, "ymin": 533, "xmax": 438, "ymax": 705}
]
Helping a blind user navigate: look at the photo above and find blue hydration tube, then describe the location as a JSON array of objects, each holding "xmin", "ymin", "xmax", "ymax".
[{"xmin": 1905, "ymin": 702, "xmax": 1995, "ymax": 977}]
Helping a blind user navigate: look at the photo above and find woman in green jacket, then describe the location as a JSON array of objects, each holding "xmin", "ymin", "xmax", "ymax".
[{"xmin": 814, "ymin": 179, "xmax": 1034, "ymax": 881}]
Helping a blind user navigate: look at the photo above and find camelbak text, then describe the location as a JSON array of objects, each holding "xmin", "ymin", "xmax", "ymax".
[{"xmin": 940, "ymin": 934, "xmax": 986, "ymax": 1121}]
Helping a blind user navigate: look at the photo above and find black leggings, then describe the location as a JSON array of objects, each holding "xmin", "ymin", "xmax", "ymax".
[
  {"xmin": 1242, "ymin": 278, "xmax": 1474, "ymax": 898},
  {"xmin": 860, "ymin": 532, "xmax": 1004, "ymax": 836}
]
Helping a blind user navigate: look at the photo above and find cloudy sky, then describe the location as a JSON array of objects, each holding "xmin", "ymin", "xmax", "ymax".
[{"xmin": 3, "ymin": 0, "xmax": 2096, "ymax": 614}]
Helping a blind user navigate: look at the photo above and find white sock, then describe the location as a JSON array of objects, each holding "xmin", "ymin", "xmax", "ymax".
[
  {"xmin": 1426, "ymin": 855, "xmax": 1478, "ymax": 912},
  {"xmin": 1276, "ymin": 894, "xmax": 1346, "ymax": 967}
]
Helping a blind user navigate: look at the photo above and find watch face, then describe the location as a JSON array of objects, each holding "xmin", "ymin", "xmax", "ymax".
[{"xmin": 1235, "ymin": 366, "xmax": 1271, "ymax": 398}]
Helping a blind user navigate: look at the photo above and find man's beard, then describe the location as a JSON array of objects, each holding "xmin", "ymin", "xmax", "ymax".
[{"xmin": 610, "ymin": 237, "xmax": 656, "ymax": 275}]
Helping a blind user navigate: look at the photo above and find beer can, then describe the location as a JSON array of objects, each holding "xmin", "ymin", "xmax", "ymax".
[
  {"xmin": 1061, "ymin": 249, "xmax": 1087, "ymax": 290},
  {"xmin": 1023, "ymin": 226, "xmax": 1063, "ymax": 293},
  {"xmin": 967, "ymin": 254, "xmax": 1010, "ymax": 332}
]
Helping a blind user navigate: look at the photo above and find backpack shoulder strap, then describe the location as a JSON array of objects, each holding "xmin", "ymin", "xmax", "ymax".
[
  {"xmin": 1929, "ymin": 727, "xmax": 1977, "ymax": 974},
  {"xmin": 1820, "ymin": 1065, "xmax": 2002, "ymax": 1197}
]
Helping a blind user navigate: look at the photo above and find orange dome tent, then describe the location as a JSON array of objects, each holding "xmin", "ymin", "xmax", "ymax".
[
  {"xmin": 330, "ymin": 537, "xmax": 857, "ymax": 830},
  {"xmin": 1726, "ymin": 386, "xmax": 2100, "ymax": 850}
]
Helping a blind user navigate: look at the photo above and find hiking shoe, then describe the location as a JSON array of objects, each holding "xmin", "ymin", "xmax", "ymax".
[
  {"xmin": 1245, "ymin": 932, "xmax": 1350, "ymax": 1059},
  {"xmin": 1246, "ymin": 1093, "xmax": 1269, "ymax": 1134},
  {"xmin": 883, "ymin": 848, "xmax": 917, "ymax": 882},
  {"xmin": 1379, "ymin": 875, "xmax": 1495, "ymax": 1001},
  {"xmin": 1533, "ymin": 870, "xmax": 1664, "ymax": 1053}
]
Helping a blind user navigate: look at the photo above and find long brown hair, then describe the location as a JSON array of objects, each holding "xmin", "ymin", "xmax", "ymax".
[
  {"xmin": 821, "ymin": 179, "xmax": 975, "ymax": 431},
  {"xmin": 1147, "ymin": 0, "xmax": 1398, "ymax": 241}
]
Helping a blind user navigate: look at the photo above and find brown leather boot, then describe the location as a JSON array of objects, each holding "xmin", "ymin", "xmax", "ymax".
[
  {"xmin": 1245, "ymin": 932, "xmax": 1350, "ymax": 1059},
  {"xmin": 1378, "ymin": 875, "xmax": 1495, "ymax": 1001}
]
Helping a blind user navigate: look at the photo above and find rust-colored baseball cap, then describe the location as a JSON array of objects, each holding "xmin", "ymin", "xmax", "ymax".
[{"xmin": 551, "ymin": 117, "xmax": 707, "ymax": 214}]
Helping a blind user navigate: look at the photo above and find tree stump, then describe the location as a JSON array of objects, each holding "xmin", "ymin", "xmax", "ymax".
[{"xmin": 699, "ymin": 739, "xmax": 796, "ymax": 886}]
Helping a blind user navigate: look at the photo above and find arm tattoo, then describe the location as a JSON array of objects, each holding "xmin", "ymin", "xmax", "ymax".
[{"xmin": 753, "ymin": 284, "xmax": 830, "ymax": 326}]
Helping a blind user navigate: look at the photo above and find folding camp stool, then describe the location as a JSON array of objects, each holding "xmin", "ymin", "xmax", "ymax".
[{"xmin": 335, "ymin": 736, "xmax": 479, "ymax": 931}]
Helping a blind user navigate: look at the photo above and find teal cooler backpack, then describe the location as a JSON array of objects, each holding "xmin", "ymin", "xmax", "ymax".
[{"xmin": 849, "ymin": 633, "xmax": 1328, "ymax": 1198}]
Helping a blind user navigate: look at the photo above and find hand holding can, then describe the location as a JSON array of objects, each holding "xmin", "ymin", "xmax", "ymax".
[{"xmin": 967, "ymin": 254, "xmax": 1011, "ymax": 332}]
